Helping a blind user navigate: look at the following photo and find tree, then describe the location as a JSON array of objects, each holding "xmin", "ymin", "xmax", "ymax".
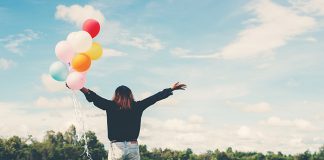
[
  {"xmin": 314, "ymin": 145, "xmax": 324, "ymax": 160},
  {"xmin": 64, "ymin": 125, "xmax": 77, "ymax": 145},
  {"xmin": 0, "ymin": 125, "xmax": 108, "ymax": 160},
  {"xmin": 0, "ymin": 127, "xmax": 324, "ymax": 160},
  {"xmin": 140, "ymin": 144, "xmax": 153, "ymax": 160},
  {"xmin": 217, "ymin": 151, "xmax": 230, "ymax": 160},
  {"xmin": 296, "ymin": 150, "xmax": 312, "ymax": 160},
  {"xmin": 82, "ymin": 131, "xmax": 107, "ymax": 160}
]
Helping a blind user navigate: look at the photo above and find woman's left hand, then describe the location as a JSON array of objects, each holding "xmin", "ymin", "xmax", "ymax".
[{"xmin": 172, "ymin": 82, "xmax": 187, "ymax": 91}]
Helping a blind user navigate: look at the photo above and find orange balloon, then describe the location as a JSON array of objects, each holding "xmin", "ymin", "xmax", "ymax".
[{"xmin": 72, "ymin": 53, "xmax": 91, "ymax": 72}]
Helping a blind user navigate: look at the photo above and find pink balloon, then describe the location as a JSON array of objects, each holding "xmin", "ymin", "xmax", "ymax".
[
  {"xmin": 66, "ymin": 72, "xmax": 86, "ymax": 90},
  {"xmin": 55, "ymin": 41, "xmax": 75, "ymax": 63}
]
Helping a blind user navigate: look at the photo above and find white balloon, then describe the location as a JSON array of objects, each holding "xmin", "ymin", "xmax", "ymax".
[
  {"xmin": 55, "ymin": 41, "xmax": 75, "ymax": 63},
  {"xmin": 67, "ymin": 31, "xmax": 77, "ymax": 41},
  {"xmin": 66, "ymin": 72, "xmax": 87, "ymax": 90},
  {"xmin": 66, "ymin": 31, "xmax": 92, "ymax": 53}
]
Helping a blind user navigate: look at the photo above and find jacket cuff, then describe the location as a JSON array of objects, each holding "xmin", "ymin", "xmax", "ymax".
[
  {"xmin": 165, "ymin": 88, "xmax": 173, "ymax": 95},
  {"xmin": 83, "ymin": 90, "xmax": 94, "ymax": 102}
]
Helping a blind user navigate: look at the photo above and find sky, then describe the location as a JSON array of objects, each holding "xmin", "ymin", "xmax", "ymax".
[{"xmin": 0, "ymin": 0, "xmax": 324, "ymax": 154}]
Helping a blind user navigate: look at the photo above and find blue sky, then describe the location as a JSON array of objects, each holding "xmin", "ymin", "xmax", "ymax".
[{"xmin": 1, "ymin": 0, "xmax": 324, "ymax": 154}]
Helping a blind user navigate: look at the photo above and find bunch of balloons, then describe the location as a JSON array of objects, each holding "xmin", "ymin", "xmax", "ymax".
[{"xmin": 49, "ymin": 19, "xmax": 103, "ymax": 90}]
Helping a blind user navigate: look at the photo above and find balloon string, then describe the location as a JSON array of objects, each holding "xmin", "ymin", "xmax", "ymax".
[
  {"xmin": 71, "ymin": 91, "xmax": 93, "ymax": 160},
  {"xmin": 76, "ymin": 92, "xmax": 92, "ymax": 160},
  {"xmin": 74, "ymin": 92, "xmax": 92, "ymax": 160}
]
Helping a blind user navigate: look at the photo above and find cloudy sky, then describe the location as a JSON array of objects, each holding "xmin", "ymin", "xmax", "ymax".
[{"xmin": 1, "ymin": 0, "xmax": 324, "ymax": 154}]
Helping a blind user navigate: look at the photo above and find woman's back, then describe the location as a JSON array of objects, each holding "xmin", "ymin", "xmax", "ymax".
[
  {"xmin": 82, "ymin": 88, "xmax": 174, "ymax": 141},
  {"xmin": 106, "ymin": 102, "xmax": 143, "ymax": 141}
]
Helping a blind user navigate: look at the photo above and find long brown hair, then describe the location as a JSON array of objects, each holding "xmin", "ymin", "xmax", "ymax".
[{"xmin": 112, "ymin": 85, "xmax": 134, "ymax": 109}]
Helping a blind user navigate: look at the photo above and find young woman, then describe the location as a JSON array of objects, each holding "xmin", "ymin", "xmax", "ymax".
[{"xmin": 79, "ymin": 82, "xmax": 186, "ymax": 160}]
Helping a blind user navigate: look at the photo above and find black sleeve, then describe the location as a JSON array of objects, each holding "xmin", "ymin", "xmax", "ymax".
[
  {"xmin": 83, "ymin": 90, "xmax": 114, "ymax": 110},
  {"xmin": 137, "ymin": 88, "xmax": 173, "ymax": 111}
]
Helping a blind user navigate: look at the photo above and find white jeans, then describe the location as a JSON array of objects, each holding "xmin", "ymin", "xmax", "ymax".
[{"xmin": 108, "ymin": 141, "xmax": 140, "ymax": 160}]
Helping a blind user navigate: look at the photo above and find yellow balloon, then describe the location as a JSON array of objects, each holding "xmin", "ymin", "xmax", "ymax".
[{"xmin": 85, "ymin": 42, "xmax": 103, "ymax": 60}]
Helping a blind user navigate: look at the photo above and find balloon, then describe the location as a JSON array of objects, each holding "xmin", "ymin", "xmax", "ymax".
[
  {"xmin": 83, "ymin": 19, "xmax": 100, "ymax": 38},
  {"xmin": 49, "ymin": 61, "xmax": 68, "ymax": 81},
  {"xmin": 71, "ymin": 53, "xmax": 91, "ymax": 72},
  {"xmin": 66, "ymin": 72, "xmax": 86, "ymax": 90},
  {"xmin": 85, "ymin": 42, "xmax": 103, "ymax": 60},
  {"xmin": 55, "ymin": 41, "xmax": 75, "ymax": 63},
  {"xmin": 68, "ymin": 63, "xmax": 87, "ymax": 75},
  {"xmin": 66, "ymin": 31, "xmax": 92, "ymax": 53}
]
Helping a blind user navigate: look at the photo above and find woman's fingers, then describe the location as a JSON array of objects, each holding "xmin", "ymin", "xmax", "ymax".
[
  {"xmin": 172, "ymin": 82, "xmax": 187, "ymax": 90},
  {"xmin": 175, "ymin": 84, "xmax": 187, "ymax": 90},
  {"xmin": 181, "ymin": 84, "xmax": 187, "ymax": 90},
  {"xmin": 179, "ymin": 84, "xmax": 186, "ymax": 87}
]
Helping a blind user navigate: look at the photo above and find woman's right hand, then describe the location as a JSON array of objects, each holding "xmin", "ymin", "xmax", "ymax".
[
  {"xmin": 172, "ymin": 82, "xmax": 187, "ymax": 91},
  {"xmin": 80, "ymin": 87, "xmax": 90, "ymax": 94}
]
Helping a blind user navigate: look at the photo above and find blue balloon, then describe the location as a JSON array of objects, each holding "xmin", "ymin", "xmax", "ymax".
[{"xmin": 49, "ymin": 61, "xmax": 68, "ymax": 81}]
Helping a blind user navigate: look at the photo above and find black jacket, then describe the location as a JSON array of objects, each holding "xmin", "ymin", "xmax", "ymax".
[{"xmin": 83, "ymin": 88, "xmax": 173, "ymax": 141}]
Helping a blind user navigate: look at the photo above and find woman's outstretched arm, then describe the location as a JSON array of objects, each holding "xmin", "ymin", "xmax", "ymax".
[
  {"xmin": 138, "ymin": 82, "xmax": 187, "ymax": 111},
  {"xmin": 80, "ymin": 87, "xmax": 114, "ymax": 110}
]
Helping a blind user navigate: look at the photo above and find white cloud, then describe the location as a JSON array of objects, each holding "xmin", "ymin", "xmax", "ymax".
[
  {"xmin": 119, "ymin": 34, "xmax": 164, "ymax": 51},
  {"xmin": 96, "ymin": 21, "xmax": 123, "ymax": 44},
  {"xmin": 140, "ymin": 115, "xmax": 208, "ymax": 152},
  {"xmin": 34, "ymin": 96, "xmax": 73, "ymax": 108},
  {"xmin": 287, "ymin": 79, "xmax": 300, "ymax": 87},
  {"xmin": 170, "ymin": 47, "xmax": 216, "ymax": 58},
  {"xmin": 260, "ymin": 116, "xmax": 318, "ymax": 131},
  {"xmin": 289, "ymin": 137, "xmax": 304, "ymax": 147},
  {"xmin": 227, "ymin": 101, "xmax": 272, "ymax": 113},
  {"xmin": 102, "ymin": 48, "xmax": 127, "ymax": 57},
  {"xmin": 170, "ymin": 47, "xmax": 191, "ymax": 57},
  {"xmin": 237, "ymin": 126, "xmax": 251, "ymax": 138},
  {"xmin": 55, "ymin": 4, "xmax": 164, "ymax": 51},
  {"xmin": 243, "ymin": 102, "xmax": 271, "ymax": 113},
  {"xmin": 196, "ymin": 84, "xmax": 249, "ymax": 100},
  {"xmin": 0, "ymin": 29, "xmax": 40, "ymax": 54},
  {"xmin": 304, "ymin": 37, "xmax": 317, "ymax": 42},
  {"xmin": 139, "ymin": 83, "xmax": 249, "ymax": 109},
  {"xmin": 289, "ymin": 0, "xmax": 324, "ymax": 16},
  {"xmin": 140, "ymin": 115, "xmax": 322, "ymax": 154},
  {"xmin": 256, "ymin": 62, "xmax": 272, "ymax": 69},
  {"xmin": 99, "ymin": 22, "xmax": 165, "ymax": 52},
  {"xmin": 138, "ymin": 91, "xmax": 152, "ymax": 100},
  {"xmin": 219, "ymin": 0, "xmax": 316, "ymax": 59},
  {"xmin": 0, "ymin": 101, "xmax": 69, "ymax": 138},
  {"xmin": 171, "ymin": 0, "xmax": 316, "ymax": 59},
  {"xmin": 0, "ymin": 58, "xmax": 15, "ymax": 70},
  {"xmin": 163, "ymin": 118, "xmax": 202, "ymax": 133},
  {"xmin": 0, "ymin": 100, "xmax": 107, "ymax": 145},
  {"xmin": 55, "ymin": 4, "xmax": 105, "ymax": 26},
  {"xmin": 138, "ymin": 91, "xmax": 179, "ymax": 107},
  {"xmin": 41, "ymin": 74, "xmax": 66, "ymax": 92},
  {"xmin": 188, "ymin": 115, "xmax": 204, "ymax": 124},
  {"xmin": 261, "ymin": 116, "xmax": 292, "ymax": 126}
]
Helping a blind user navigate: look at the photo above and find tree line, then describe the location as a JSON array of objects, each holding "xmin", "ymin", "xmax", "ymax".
[{"xmin": 0, "ymin": 125, "xmax": 323, "ymax": 160}]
